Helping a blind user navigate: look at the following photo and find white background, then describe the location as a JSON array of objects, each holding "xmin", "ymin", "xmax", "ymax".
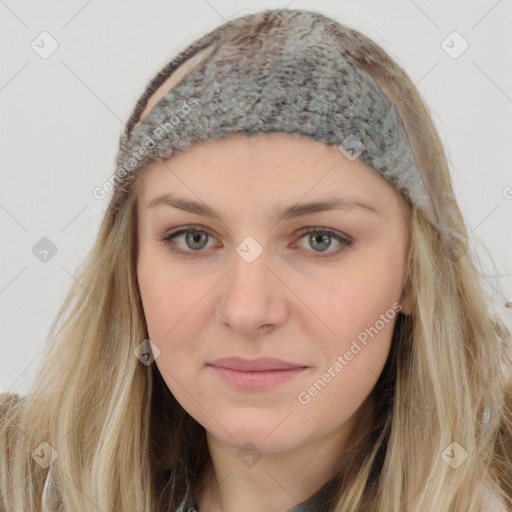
[{"xmin": 1, "ymin": 0, "xmax": 511, "ymax": 394}]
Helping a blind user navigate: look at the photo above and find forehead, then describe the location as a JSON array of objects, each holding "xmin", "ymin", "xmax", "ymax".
[{"xmin": 135, "ymin": 131, "xmax": 404, "ymax": 215}]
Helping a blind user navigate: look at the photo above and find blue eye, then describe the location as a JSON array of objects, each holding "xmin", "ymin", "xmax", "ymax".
[
  {"xmin": 293, "ymin": 227, "xmax": 352, "ymax": 258},
  {"xmin": 161, "ymin": 225, "xmax": 218, "ymax": 255},
  {"xmin": 160, "ymin": 224, "xmax": 352, "ymax": 260}
]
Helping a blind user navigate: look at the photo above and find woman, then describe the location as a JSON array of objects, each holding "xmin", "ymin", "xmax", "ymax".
[{"xmin": 1, "ymin": 8, "xmax": 511, "ymax": 512}]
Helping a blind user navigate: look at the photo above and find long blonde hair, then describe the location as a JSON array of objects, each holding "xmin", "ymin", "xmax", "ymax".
[{"xmin": 1, "ymin": 8, "xmax": 511, "ymax": 511}]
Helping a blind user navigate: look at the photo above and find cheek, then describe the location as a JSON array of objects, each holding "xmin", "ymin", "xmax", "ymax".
[
  {"xmin": 137, "ymin": 261, "xmax": 171, "ymax": 340},
  {"xmin": 137, "ymin": 252, "xmax": 210, "ymax": 392},
  {"xmin": 295, "ymin": 255, "xmax": 403, "ymax": 350},
  {"xmin": 296, "ymin": 280, "xmax": 397, "ymax": 433},
  {"xmin": 137, "ymin": 249, "xmax": 199, "ymax": 341},
  {"xmin": 297, "ymin": 251, "xmax": 402, "ymax": 421},
  {"xmin": 291, "ymin": 252, "xmax": 401, "ymax": 408},
  {"xmin": 296, "ymin": 339, "xmax": 390, "ymax": 440}
]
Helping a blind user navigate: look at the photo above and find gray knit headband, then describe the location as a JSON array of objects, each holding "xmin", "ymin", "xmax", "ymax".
[{"xmin": 114, "ymin": 10, "xmax": 434, "ymax": 222}]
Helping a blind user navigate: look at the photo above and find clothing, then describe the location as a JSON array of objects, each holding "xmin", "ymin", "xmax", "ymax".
[{"xmin": 113, "ymin": 8, "xmax": 436, "ymax": 229}]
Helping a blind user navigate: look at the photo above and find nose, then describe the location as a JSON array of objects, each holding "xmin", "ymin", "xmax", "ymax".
[{"xmin": 214, "ymin": 248, "xmax": 288, "ymax": 337}]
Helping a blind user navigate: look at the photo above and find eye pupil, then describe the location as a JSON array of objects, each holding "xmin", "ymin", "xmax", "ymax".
[
  {"xmin": 186, "ymin": 231, "xmax": 208, "ymax": 250},
  {"xmin": 310, "ymin": 233, "xmax": 331, "ymax": 252}
]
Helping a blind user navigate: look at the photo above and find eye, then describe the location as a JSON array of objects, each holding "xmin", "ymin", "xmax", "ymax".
[
  {"xmin": 292, "ymin": 227, "xmax": 352, "ymax": 259},
  {"xmin": 159, "ymin": 225, "xmax": 352, "ymax": 259},
  {"xmin": 160, "ymin": 225, "xmax": 219, "ymax": 257}
]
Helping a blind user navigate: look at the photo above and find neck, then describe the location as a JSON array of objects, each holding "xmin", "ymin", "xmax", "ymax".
[{"xmin": 194, "ymin": 396, "xmax": 375, "ymax": 512}]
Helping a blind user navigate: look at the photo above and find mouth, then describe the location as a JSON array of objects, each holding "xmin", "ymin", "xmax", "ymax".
[
  {"xmin": 209, "ymin": 356, "xmax": 307, "ymax": 371},
  {"xmin": 207, "ymin": 357, "xmax": 309, "ymax": 390}
]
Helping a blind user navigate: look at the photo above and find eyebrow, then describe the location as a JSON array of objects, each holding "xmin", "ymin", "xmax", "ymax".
[{"xmin": 145, "ymin": 193, "xmax": 380, "ymax": 222}]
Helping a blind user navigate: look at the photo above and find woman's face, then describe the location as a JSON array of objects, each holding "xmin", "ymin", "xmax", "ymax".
[{"xmin": 137, "ymin": 132, "xmax": 411, "ymax": 453}]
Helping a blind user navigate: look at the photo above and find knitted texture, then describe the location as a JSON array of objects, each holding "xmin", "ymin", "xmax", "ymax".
[{"xmin": 114, "ymin": 9, "xmax": 431, "ymax": 216}]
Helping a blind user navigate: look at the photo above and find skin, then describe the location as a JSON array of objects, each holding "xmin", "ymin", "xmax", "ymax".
[{"xmin": 136, "ymin": 131, "xmax": 411, "ymax": 512}]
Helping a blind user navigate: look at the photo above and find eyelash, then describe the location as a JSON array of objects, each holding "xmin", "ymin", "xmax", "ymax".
[{"xmin": 159, "ymin": 224, "xmax": 352, "ymax": 260}]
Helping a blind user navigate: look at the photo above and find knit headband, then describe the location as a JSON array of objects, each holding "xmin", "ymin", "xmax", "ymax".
[{"xmin": 113, "ymin": 10, "xmax": 435, "ymax": 223}]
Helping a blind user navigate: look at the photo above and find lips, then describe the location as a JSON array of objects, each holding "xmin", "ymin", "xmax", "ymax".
[
  {"xmin": 207, "ymin": 356, "xmax": 310, "ymax": 390},
  {"xmin": 208, "ymin": 356, "xmax": 308, "ymax": 371}
]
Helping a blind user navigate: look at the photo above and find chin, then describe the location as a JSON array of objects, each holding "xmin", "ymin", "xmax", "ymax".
[
  {"xmin": 204, "ymin": 410, "xmax": 307, "ymax": 453},
  {"xmin": 219, "ymin": 431, "xmax": 302, "ymax": 455}
]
